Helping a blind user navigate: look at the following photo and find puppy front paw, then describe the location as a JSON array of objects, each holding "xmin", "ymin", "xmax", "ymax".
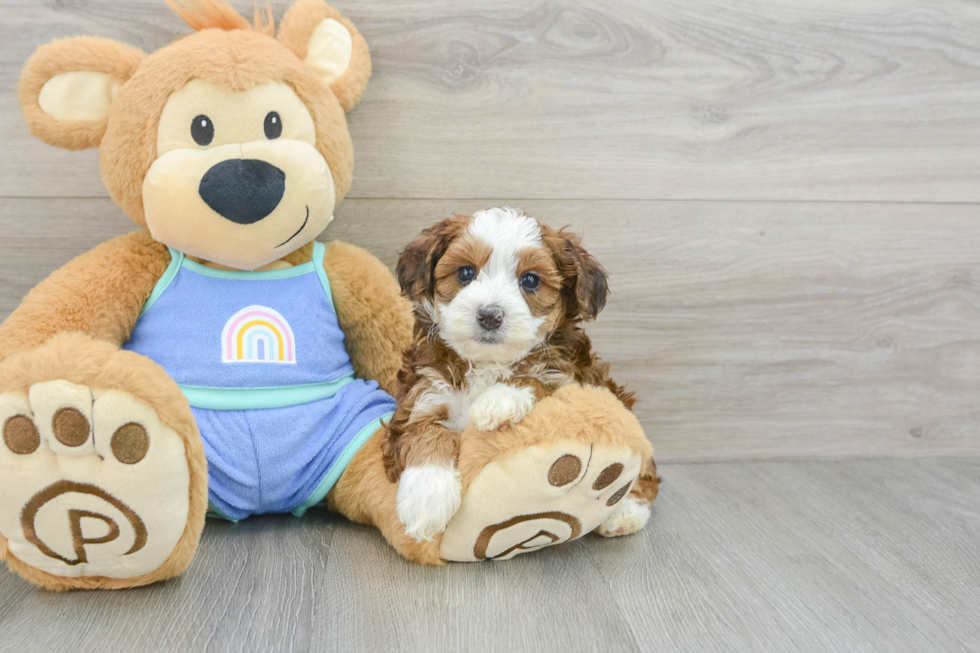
[
  {"xmin": 396, "ymin": 463, "xmax": 463, "ymax": 542},
  {"xmin": 468, "ymin": 384, "xmax": 536, "ymax": 432},
  {"xmin": 594, "ymin": 497, "xmax": 651, "ymax": 538}
]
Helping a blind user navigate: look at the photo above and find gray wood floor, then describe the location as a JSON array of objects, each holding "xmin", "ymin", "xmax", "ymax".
[
  {"xmin": 1, "ymin": 458, "xmax": 978, "ymax": 653},
  {"xmin": 1, "ymin": 0, "xmax": 979, "ymax": 651}
]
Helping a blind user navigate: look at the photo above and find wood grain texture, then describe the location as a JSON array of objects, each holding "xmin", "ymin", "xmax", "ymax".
[
  {"xmin": 0, "ymin": 458, "xmax": 977, "ymax": 652},
  {"xmin": 2, "ymin": 198, "xmax": 978, "ymax": 463},
  {"xmin": 2, "ymin": 0, "xmax": 979, "ymax": 649},
  {"xmin": 3, "ymin": 0, "xmax": 980, "ymax": 201}
]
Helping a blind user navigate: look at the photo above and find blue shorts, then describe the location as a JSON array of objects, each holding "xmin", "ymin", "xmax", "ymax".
[{"xmin": 193, "ymin": 379, "xmax": 395, "ymax": 521}]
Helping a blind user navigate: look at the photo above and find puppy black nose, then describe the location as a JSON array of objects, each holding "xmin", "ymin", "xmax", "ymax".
[
  {"xmin": 199, "ymin": 158, "xmax": 286, "ymax": 224},
  {"xmin": 477, "ymin": 305, "xmax": 504, "ymax": 331}
]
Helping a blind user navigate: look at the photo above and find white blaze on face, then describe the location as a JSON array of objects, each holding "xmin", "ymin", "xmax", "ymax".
[{"xmin": 437, "ymin": 207, "xmax": 547, "ymax": 364}]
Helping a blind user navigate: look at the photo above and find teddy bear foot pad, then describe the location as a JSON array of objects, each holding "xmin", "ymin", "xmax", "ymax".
[
  {"xmin": 440, "ymin": 441, "xmax": 643, "ymax": 561},
  {"xmin": 0, "ymin": 381, "xmax": 191, "ymax": 584}
]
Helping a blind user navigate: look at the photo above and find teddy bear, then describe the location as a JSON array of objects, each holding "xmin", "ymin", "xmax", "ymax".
[{"xmin": 0, "ymin": 0, "xmax": 658, "ymax": 591}]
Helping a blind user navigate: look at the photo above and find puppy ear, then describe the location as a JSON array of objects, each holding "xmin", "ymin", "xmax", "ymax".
[
  {"xmin": 396, "ymin": 216, "xmax": 468, "ymax": 302},
  {"xmin": 544, "ymin": 227, "xmax": 609, "ymax": 321},
  {"xmin": 19, "ymin": 37, "xmax": 144, "ymax": 151},
  {"xmin": 396, "ymin": 233, "xmax": 436, "ymax": 302},
  {"xmin": 277, "ymin": 0, "xmax": 371, "ymax": 111},
  {"xmin": 572, "ymin": 242, "xmax": 609, "ymax": 320}
]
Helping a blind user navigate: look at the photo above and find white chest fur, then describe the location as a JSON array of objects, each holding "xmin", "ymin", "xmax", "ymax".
[{"xmin": 411, "ymin": 363, "xmax": 537, "ymax": 432}]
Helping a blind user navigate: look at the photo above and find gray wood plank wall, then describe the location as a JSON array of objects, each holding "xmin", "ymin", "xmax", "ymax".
[{"xmin": 1, "ymin": 0, "xmax": 978, "ymax": 463}]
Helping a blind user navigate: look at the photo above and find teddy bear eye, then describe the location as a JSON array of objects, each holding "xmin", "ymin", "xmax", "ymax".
[
  {"xmin": 457, "ymin": 266, "xmax": 476, "ymax": 285},
  {"xmin": 264, "ymin": 111, "xmax": 282, "ymax": 139},
  {"xmin": 191, "ymin": 114, "xmax": 214, "ymax": 146}
]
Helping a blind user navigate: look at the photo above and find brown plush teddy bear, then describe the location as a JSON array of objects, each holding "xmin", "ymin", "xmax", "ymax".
[{"xmin": 0, "ymin": 0, "xmax": 657, "ymax": 591}]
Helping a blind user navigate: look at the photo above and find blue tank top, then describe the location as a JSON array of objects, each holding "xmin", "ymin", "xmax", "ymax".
[{"xmin": 124, "ymin": 241, "xmax": 356, "ymax": 410}]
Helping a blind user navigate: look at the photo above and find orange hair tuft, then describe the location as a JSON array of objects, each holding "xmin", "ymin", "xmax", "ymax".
[
  {"xmin": 253, "ymin": 4, "xmax": 275, "ymax": 37},
  {"xmin": 166, "ymin": 0, "xmax": 275, "ymax": 36}
]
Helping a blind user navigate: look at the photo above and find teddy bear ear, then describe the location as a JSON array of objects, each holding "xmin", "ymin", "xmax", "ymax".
[
  {"xmin": 19, "ymin": 36, "xmax": 145, "ymax": 151},
  {"xmin": 277, "ymin": 0, "xmax": 371, "ymax": 111}
]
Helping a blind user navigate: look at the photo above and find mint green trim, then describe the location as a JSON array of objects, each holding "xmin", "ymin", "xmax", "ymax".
[
  {"xmin": 207, "ymin": 501, "xmax": 239, "ymax": 523},
  {"xmin": 180, "ymin": 256, "xmax": 316, "ymax": 280},
  {"xmin": 179, "ymin": 374, "xmax": 355, "ymax": 410},
  {"xmin": 312, "ymin": 240, "xmax": 335, "ymax": 309},
  {"xmin": 291, "ymin": 412, "xmax": 393, "ymax": 517},
  {"xmin": 140, "ymin": 247, "xmax": 184, "ymax": 316}
]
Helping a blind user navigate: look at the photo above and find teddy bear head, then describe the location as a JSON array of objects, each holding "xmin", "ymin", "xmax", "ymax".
[{"xmin": 19, "ymin": 0, "xmax": 370, "ymax": 271}]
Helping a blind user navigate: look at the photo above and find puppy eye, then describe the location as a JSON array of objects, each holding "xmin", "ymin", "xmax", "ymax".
[
  {"xmin": 457, "ymin": 266, "xmax": 476, "ymax": 285},
  {"xmin": 191, "ymin": 115, "xmax": 214, "ymax": 146},
  {"xmin": 264, "ymin": 112, "xmax": 282, "ymax": 139},
  {"xmin": 520, "ymin": 272, "xmax": 540, "ymax": 292}
]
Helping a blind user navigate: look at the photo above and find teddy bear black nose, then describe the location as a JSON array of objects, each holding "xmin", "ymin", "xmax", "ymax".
[{"xmin": 198, "ymin": 158, "xmax": 286, "ymax": 225}]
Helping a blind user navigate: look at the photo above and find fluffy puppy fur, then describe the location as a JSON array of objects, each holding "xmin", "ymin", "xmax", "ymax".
[{"xmin": 383, "ymin": 208, "xmax": 636, "ymax": 484}]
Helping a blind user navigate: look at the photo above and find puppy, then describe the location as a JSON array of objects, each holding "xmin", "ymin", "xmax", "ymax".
[{"xmin": 384, "ymin": 207, "xmax": 657, "ymax": 541}]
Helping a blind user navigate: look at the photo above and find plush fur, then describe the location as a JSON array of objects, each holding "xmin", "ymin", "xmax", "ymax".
[
  {"xmin": 456, "ymin": 384, "xmax": 653, "ymax": 487},
  {"xmin": 0, "ymin": 232, "xmax": 170, "ymax": 358},
  {"xmin": 3, "ymin": 0, "xmax": 657, "ymax": 588},
  {"xmin": 19, "ymin": 37, "xmax": 145, "ymax": 151},
  {"xmin": 326, "ymin": 426, "xmax": 444, "ymax": 565},
  {"xmin": 0, "ymin": 333, "xmax": 208, "ymax": 590},
  {"xmin": 101, "ymin": 29, "xmax": 355, "ymax": 228},
  {"xmin": 166, "ymin": 0, "xmax": 274, "ymax": 36},
  {"xmin": 20, "ymin": 2, "xmax": 366, "ymax": 229},
  {"xmin": 321, "ymin": 241, "xmax": 414, "ymax": 396},
  {"xmin": 276, "ymin": 0, "xmax": 372, "ymax": 111}
]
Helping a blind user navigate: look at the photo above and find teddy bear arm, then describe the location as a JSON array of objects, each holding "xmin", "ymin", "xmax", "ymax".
[
  {"xmin": 0, "ymin": 231, "xmax": 170, "ymax": 360},
  {"xmin": 321, "ymin": 240, "xmax": 413, "ymax": 396}
]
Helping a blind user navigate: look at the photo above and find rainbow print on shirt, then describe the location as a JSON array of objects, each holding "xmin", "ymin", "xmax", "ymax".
[{"xmin": 221, "ymin": 305, "xmax": 297, "ymax": 364}]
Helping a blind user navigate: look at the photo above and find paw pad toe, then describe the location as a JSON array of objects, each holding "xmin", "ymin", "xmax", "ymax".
[
  {"xmin": 547, "ymin": 454, "xmax": 582, "ymax": 487},
  {"xmin": 3, "ymin": 415, "xmax": 40, "ymax": 455},
  {"xmin": 52, "ymin": 407, "xmax": 90, "ymax": 447},
  {"xmin": 606, "ymin": 482, "xmax": 632, "ymax": 506},
  {"xmin": 592, "ymin": 463, "xmax": 624, "ymax": 490},
  {"xmin": 110, "ymin": 423, "xmax": 149, "ymax": 464}
]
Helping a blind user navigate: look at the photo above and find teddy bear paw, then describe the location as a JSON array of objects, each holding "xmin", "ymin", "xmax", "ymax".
[
  {"xmin": 440, "ymin": 441, "xmax": 645, "ymax": 561},
  {"xmin": 0, "ymin": 381, "xmax": 191, "ymax": 582}
]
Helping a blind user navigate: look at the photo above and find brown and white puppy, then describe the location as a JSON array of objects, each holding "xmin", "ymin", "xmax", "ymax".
[{"xmin": 384, "ymin": 207, "xmax": 644, "ymax": 541}]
